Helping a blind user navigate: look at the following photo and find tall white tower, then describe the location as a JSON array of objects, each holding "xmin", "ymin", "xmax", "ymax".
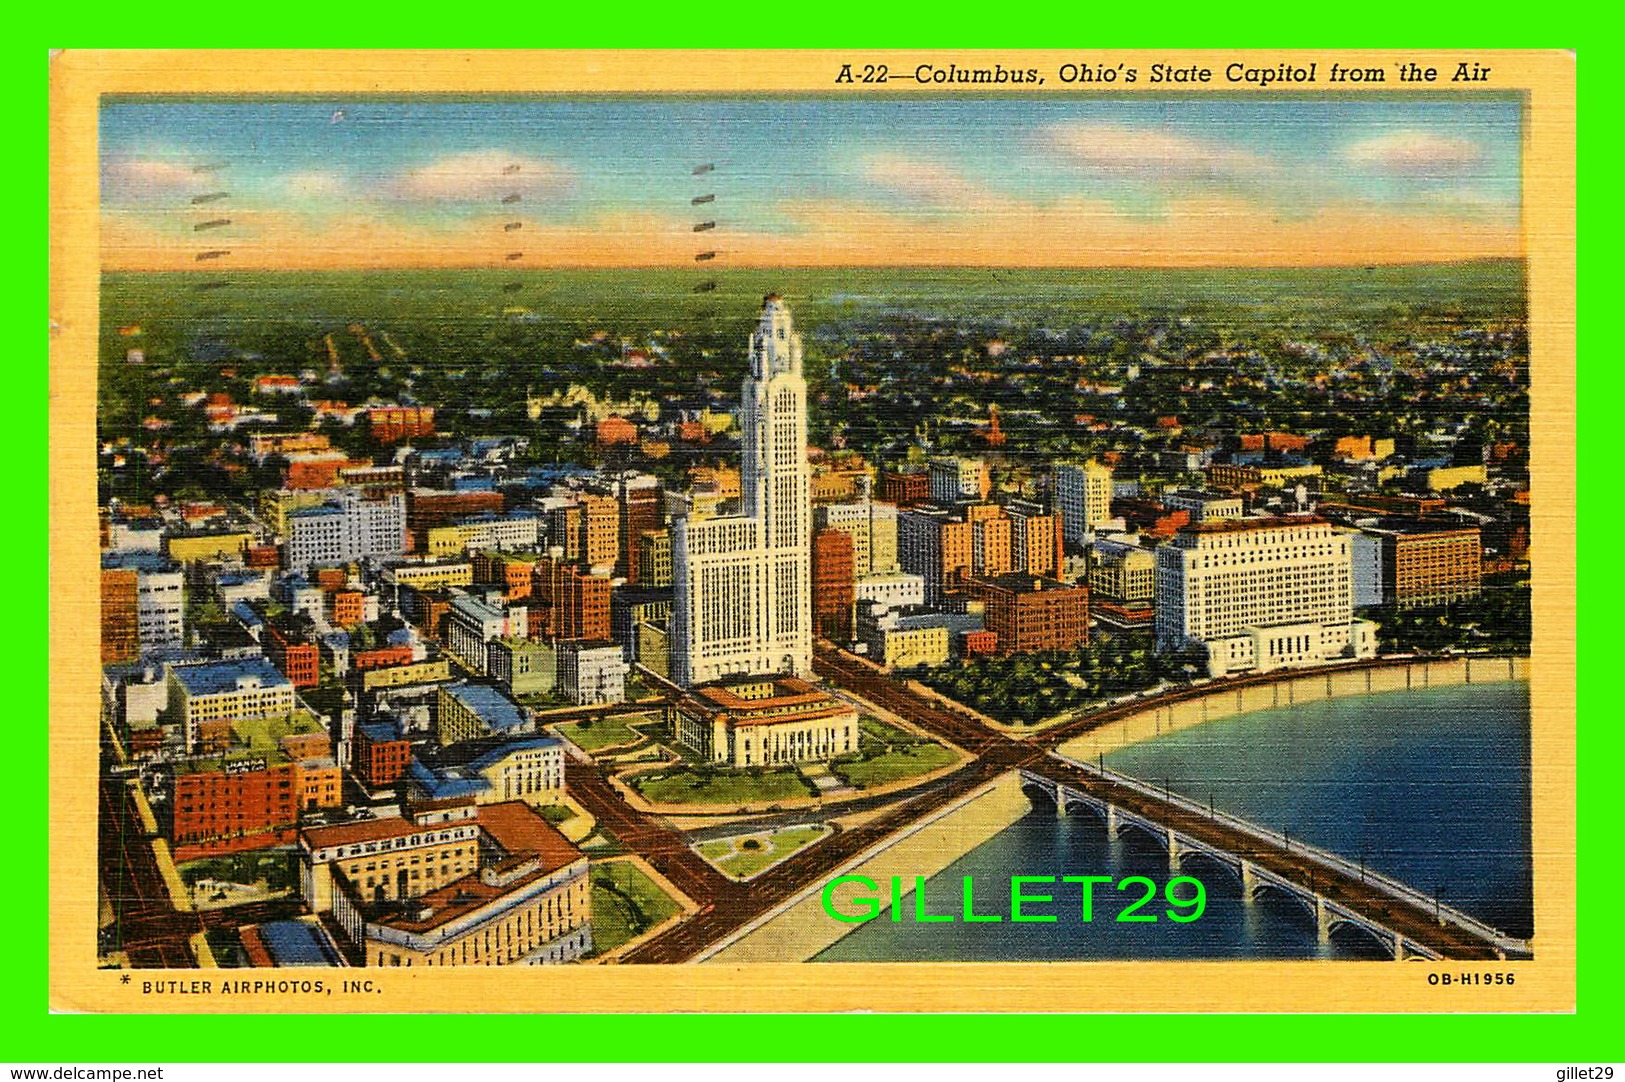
[{"xmin": 672, "ymin": 296, "xmax": 813, "ymax": 686}]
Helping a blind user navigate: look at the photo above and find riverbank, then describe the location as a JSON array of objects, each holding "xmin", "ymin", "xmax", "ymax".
[
  {"xmin": 700, "ymin": 772, "xmax": 1034, "ymax": 964},
  {"xmin": 1056, "ymin": 655, "xmax": 1528, "ymax": 763}
]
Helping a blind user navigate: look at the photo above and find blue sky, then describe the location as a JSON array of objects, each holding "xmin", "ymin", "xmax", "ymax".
[{"xmin": 99, "ymin": 95, "xmax": 1523, "ymax": 268}]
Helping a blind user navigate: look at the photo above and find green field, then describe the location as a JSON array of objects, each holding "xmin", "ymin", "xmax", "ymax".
[
  {"xmin": 554, "ymin": 713, "xmax": 658, "ymax": 753},
  {"xmin": 589, "ymin": 861, "xmax": 682, "ymax": 956},
  {"xmin": 629, "ymin": 765, "xmax": 816, "ymax": 807},
  {"xmin": 829, "ymin": 717, "xmax": 959, "ymax": 789},
  {"xmin": 696, "ymin": 825, "xmax": 829, "ymax": 879}
]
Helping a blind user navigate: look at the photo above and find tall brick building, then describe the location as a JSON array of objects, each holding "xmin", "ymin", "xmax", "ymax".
[{"xmin": 811, "ymin": 527, "xmax": 857, "ymax": 641}]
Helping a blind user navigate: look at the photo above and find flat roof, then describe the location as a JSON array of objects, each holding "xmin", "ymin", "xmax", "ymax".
[
  {"xmin": 254, "ymin": 920, "xmax": 345, "ymax": 966},
  {"xmin": 169, "ymin": 657, "xmax": 291, "ymax": 697},
  {"xmin": 101, "ymin": 550, "xmax": 180, "ymax": 573},
  {"xmin": 1183, "ymin": 514, "xmax": 1328, "ymax": 535}
]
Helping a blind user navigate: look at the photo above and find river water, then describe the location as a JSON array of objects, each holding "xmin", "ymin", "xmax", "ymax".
[{"xmin": 816, "ymin": 680, "xmax": 1532, "ymax": 961}]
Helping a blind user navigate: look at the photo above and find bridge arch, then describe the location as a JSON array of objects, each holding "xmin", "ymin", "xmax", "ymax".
[
  {"xmin": 1325, "ymin": 919, "xmax": 1397, "ymax": 959},
  {"xmin": 1114, "ymin": 817, "xmax": 1171, "ymax": 853},
  {"xmin": 1060, "ymin": 797, "xmax": 1110, "ymax": 827},
  {"xmin": 1176, "ymin": 848, "xmax": 1243, "ymax": 886},
  {"xmin": 1249, "ymin": 880, "xmax": 1320, "ymax": 924},
  {"xmin": 1020, "ymin": 782, "xmax": 1058, "ymax": 813}
]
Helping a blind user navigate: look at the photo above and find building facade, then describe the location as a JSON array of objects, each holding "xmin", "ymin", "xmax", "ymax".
[
  {"xmin": 1154, "ymin": 516, "xmax": 1378, "ymax": 677},
  {"xmin": 671, "ymin": 297, "xmax": 813, "ymax": 686},
  {"xmin": 970, "ymin": 574, "xmax": 1089, "ymax": 655},
  {"xmin": 1054, "ymin": 460, "xmax": 1114, "ymax": 548},
  {"xmin": 286, "ymin": 488, "xmax": 408, "ymax": 571},
  {"xmin": 672, "ymin": 676, "xmax": 859, "ymax": 767}
]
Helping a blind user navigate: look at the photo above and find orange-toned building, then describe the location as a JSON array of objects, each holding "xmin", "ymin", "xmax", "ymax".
[
  {"xmin": 878, "ymin": 470, "xmax": 931, "ymax": 508},
  {"xmin": 353, "ymin": 644, "xmax": 418, "ymax": 672},
  {"xmin": 577, "ymin": 493, "xmax": 619, "ymax": 568},
  {"xmin": 263, "ymin": 622, "xmax": 321, "ymax": 688},
  {"xmin": 618, "ymin": 482, "xmax": 662, "ymax": 582},
  {"xmin": 369, "ymin": 406, "xmax": 435, "ymax": 443},
  {"xmin": 352, "ymin": 720, "xmax": 414, "ymax": 790},
  {"xmin": 970, "ymin": 574, "xmax": 1089, "ymax": 656},
  {"xmin": 811, "ymin": 528, "xmax": 856, "ymax": 641},
  {"xmin": 532, "ymin": 559, "xmax": 611, "ymax": 643},
  {"xmin": 101, "ymin": 568, "xmax": 141, "ymax": 665},
  {"xmin": 166, "ymin": 714, "xmax": 341, "ymax": 860},
  {"xmin": 284, "ymin": 456, "xmax": 374, "ymax": 491},
  {"xmin": 595, "ymin": 415, "xmax": 638, "ymax": 447},
  {"xmin": 473, "ymin": 551, "xmax": 535, "ymax": 601},
  {"xmin": 329, "ymin": 590, "xmax": 366, "ymax": 628},
  {"xmin": 1369, "ymin": 520, "xmax": 1484, "ymax": 604}
]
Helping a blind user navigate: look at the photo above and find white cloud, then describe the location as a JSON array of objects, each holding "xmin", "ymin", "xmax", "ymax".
[
  {"xmin": 1343, "ymin": 131, "xmax": 1483, "ymax": 173},
  {"xmin": 858, "ymin": 152, "xmax": 1016, "ymax": 210},
  {"xmin": 1043, "ymin": 123, "xmax": 1272, "ymax": 177},
  {"xmin": 102, "ymin": 158, "xmax": 200, "ymax": 198},
  {"xmin": 392, "ymin": 150, "xmax": 572, "ymax": 202}
]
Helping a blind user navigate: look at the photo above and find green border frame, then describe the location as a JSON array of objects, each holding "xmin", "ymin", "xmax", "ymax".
[{"xmin": 31, "ymin": 6, "xmax": 1602, "ymax": 1064}]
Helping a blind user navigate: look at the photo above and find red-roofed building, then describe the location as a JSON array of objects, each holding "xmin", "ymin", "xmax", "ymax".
[
  {"xmin": 299, "ymin": 801, "xmax": 591, "ymax": 967},
  {"xmin": 673, "ymin": 676, "xmax": 861, "ymax": 767},
  {"xmin": 595, "ymin": 415, "xmax": 638, "ymax": 447}
]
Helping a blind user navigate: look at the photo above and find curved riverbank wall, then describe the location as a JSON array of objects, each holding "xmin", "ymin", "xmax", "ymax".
[
  {"xmin": 1057, "ymin": 655, "xmax": 1529, "ymax": 764},
  {"xmin": 700, "ymin": 773, "xmax": 1034, "ymax": 964}
]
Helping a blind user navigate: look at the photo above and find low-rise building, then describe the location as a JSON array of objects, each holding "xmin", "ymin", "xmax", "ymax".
[
  {"xmin": 855, "ymin": 603, "xmax": 951, "ymax": 669},
  {"xmin": 1087, "ymin": 539, "xmax": 1156, "ymax": 631},
  {"xmin": 436, "ymin": 681, "xmax": 533, "ymax": 747},
  {"xmin": 165, "ymin": 710, "xmax": 340, "ymax": 859},
  {"xmin": 1162, "ymin": 489, "xmax": 1245, "ymax": 524},
  {"xmin": 359, "ymin": 656, "xmax": 453, "ymax": 692},
  {"xmin": 487, "ymin": 638, "xmax": 557, "ymax": 697},
  {"xmin": 303, "ymin": 800, "xmax": 591, "ymax": 967},
  {"xmin": 352, "ymin": 719, "xmax": 414, "ymax": 791},
  {"xmin": 409, "ymin": 734, "xmax": 564, "ymax": 808},
  {"xmin": 672, "ymin": 676, "xmax": 860, "ymax": 767},
  {"xmin": 969, "ymin": 574, "xmax": 1089, "ymax": 655},
  {"xmin": 445, "ymin": 593, "xmax": 529, "ymax": 674},
  {"xmin": 167, "ymin": 657, "xmax": 298, "ymax": 752},
  {"xmin": 424, "ymin": 513, "xmax": 541, "ymax": 558}
]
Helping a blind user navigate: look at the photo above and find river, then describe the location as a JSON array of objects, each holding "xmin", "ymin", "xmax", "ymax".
[{"xmin": 816, "ymin": 679, "xmax": 1531, "ymax": 961}]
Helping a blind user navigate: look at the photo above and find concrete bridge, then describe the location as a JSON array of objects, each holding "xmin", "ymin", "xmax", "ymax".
[{"xmin": 1017, "ymin": 764, "xmax": 1533, "ymax": 962}]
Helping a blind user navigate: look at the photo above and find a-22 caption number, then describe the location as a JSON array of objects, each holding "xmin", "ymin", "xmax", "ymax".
[{"xmin": 836, "ymin": 64, "xmax": 889, "ymax": 84}]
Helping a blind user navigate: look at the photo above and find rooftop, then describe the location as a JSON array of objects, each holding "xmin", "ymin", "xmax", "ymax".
[
  {"xmin": 441, "ymin": 682, "xmax": 531, "ymax": 732},
  {"xmin": 101, "ymin": 550, "xmax": 180, "ymax": 573},
  {"xmin": 169, "ymin": 657, "xmax": 291, "ymax": 697},
  {"xmin": 358, "ymin": 803, "xmax": 584, "ymax": 934},
  {"xmin": 1183, "ymin": 514, "xmax": 1328, "ymax": 535}
]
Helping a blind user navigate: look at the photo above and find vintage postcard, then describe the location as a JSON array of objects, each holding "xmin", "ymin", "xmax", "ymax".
[{"xmin": 48, "ymin": 49, "xmax": 1576, "ymax": 1013}]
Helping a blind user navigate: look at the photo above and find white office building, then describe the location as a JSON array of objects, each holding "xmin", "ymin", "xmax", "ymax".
[
  {"xmin": 1054, "ymin": 460, "xmax": 1114, "ymax": 548},
  {"xmin": 445, "ymin": 592, "xmax": 529, "ymax": 675},
  {"xmin": 1154, "ymin": 516, "xmax": 1378, "ymax": 677},
  {"xmin": 672, "ymin": 296, "xmax": 813, "ymax": 687},
  {"xmin": 103, "ymin": 551, "xmax": 186, "ymax": 652},
  {"xmin": 286, "ymin": 488, "xmax": 407, "ymax": 570},
  {"xmin": 557, "ymin": 641, "xmax": 629, "ymax": 705}
]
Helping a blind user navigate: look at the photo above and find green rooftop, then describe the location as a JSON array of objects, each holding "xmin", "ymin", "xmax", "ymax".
[{"xmin": 172, "ymin": 710, "xmax": 328, "ymax": 775}]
